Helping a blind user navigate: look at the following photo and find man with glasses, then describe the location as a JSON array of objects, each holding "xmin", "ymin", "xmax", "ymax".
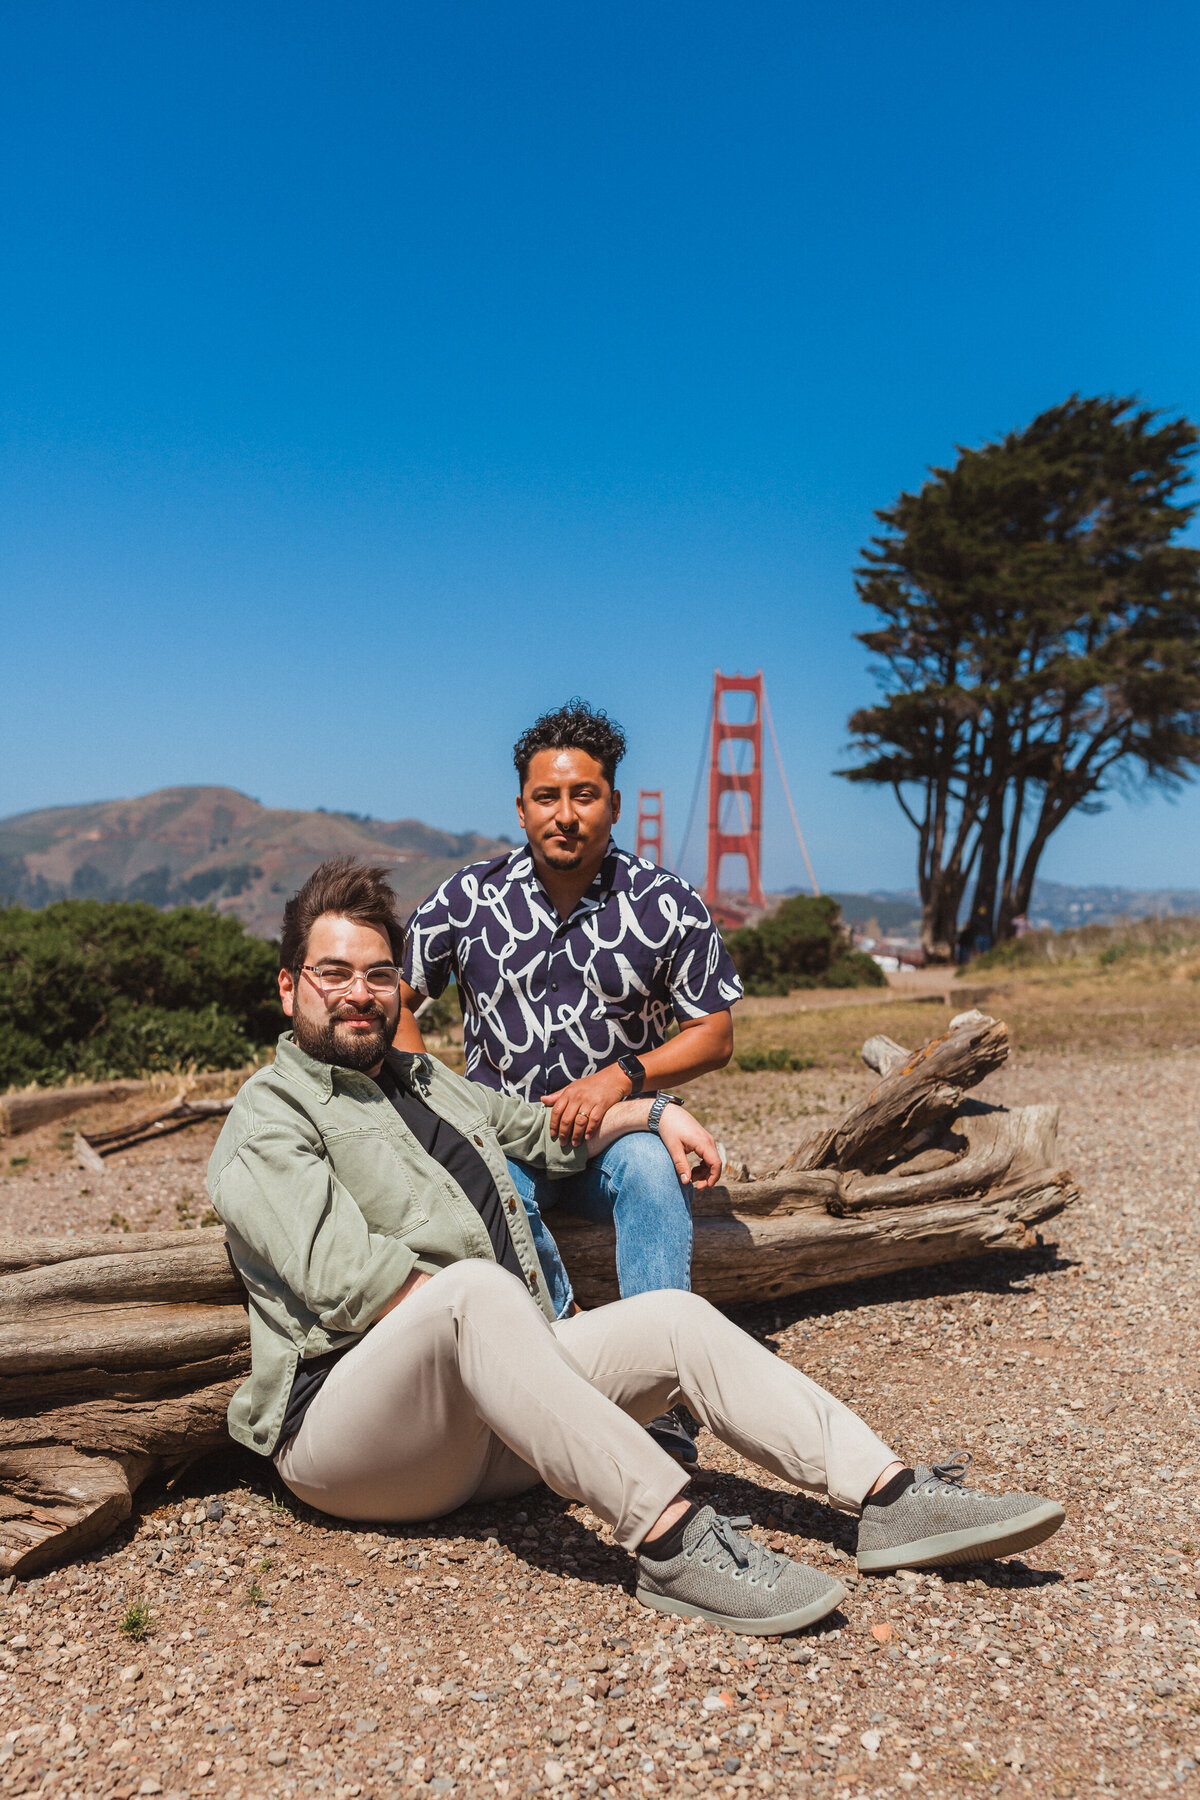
[
  {"xmin": 208, "ymin": 855, "xmax": 1066, "ymax": 1640},
  {"xmin": 395, "ymin": 701, "xmax": 743, "ymax": 1466}
]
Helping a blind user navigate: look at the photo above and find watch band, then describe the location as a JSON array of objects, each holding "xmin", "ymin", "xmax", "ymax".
[
  {"xmin": 648, "ymin": 1092, "xmax": 683, "ymax": 1134},
  {"xmin": 616, "ymin": 1052, "xmax": 646, "ymax": 1098}
]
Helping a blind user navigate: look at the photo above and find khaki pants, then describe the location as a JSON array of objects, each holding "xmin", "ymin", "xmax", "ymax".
[{"xmin": 276, "ymin": 1260, "xmax": 894, "ymax": 1551}]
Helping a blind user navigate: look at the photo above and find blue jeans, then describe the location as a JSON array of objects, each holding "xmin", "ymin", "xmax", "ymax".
[{"xmin": 507, "ymin": 1133, "xmax": 694, "ymax": 1318}]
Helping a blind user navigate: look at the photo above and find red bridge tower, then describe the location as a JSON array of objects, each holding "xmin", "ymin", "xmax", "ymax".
[{"xmin": 704, "ymin": 670, "xmax": 765, "ymax": 923}]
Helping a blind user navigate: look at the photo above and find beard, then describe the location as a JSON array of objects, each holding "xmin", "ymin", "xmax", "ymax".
[
  {"xmin": 291, "ymin": 1000, "xmax": 392, "ymax": 1072},
  {"xmin": 538, "ymin": 835, "xmax": 585, "ymax": 870}
]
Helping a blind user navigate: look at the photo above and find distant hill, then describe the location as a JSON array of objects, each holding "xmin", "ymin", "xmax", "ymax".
[
  {"xmin": 825, "ymin": 882, "xmax": 1200, "ymax": 937},
  {"xmin": 0, "ymin": 787, "xmax": 512, "ymax": 938}
]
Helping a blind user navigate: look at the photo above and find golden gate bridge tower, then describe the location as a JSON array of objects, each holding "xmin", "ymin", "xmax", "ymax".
[{"xmin": 637, "ymin": 669, "xmax": 818, "ymax": 923}]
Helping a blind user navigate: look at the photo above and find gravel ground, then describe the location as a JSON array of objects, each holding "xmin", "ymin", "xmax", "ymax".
[{"xmin": 3, "ymin": 1051, "xmax": 1200, "ymax": 1799}]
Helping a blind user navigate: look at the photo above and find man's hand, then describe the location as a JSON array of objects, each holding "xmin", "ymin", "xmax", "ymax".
[
  {"xmin": 373, "ymin": 1267, "xmax": 432, "ymax": 1322},
  {"xmin": 657, "ymin": 1107, "xmax": 723, "ymax": 1190},
  {"xmin": 541, "ymin": 1064, "xmax": 631, "ymax": 1144}
]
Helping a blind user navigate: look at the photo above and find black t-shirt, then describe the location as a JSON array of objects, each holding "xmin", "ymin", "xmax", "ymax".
[{"xmin": 279, "ymin": 1063, "xmax": 523, "ymax": 1444}]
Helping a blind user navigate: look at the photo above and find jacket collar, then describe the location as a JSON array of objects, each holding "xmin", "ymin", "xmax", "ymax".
[{"xmin": 272, "ymin": 1033, "xmax": 434, "ymax": 1103}]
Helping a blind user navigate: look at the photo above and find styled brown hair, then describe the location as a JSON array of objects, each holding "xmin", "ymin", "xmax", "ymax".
[{"xmin": 279, "ymin": 856, "xmax": 406, "ymax": 973}]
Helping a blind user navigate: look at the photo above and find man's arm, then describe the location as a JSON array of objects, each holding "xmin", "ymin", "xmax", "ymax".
[
  {"xmin": 541, "ymin": 1009, "xmax": 734, "ymax": 1144},
  {"xmin": 394, "ymin": 978, "xmax": 429, "ymax": 1053},
  {"xmin": 587, "ymin": 1096, "xmax": 722, "ymax": 1189}
]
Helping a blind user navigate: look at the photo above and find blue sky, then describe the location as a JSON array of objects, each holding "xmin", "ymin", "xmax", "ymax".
[{"xmin": 3, "ymin": 1, "xmax": 1199, "ymax": 893}]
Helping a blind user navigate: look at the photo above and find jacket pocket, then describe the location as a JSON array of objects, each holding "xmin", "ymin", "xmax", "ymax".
[{"xmin": 321, "ymin": 1128, "xmax": 431, "ymax": 1233}]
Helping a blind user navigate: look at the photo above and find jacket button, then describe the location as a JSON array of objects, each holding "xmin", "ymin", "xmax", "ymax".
[
  {"xmin": 528, "ymin": 1271, "xmax": 539, "ymax": 1289},
  {"xmin": 472, "ymin": 1133, "xmax": 483, "ymax": 1146},
  {"xmin": 507, "ymin": 1198, "xmax": 517, "ymax": 1213}
]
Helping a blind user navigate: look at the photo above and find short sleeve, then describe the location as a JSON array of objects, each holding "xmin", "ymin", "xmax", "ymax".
[
  {"xmin": 402, "ymin": 883, "xmax": 458, "ymax": 1000},
  {"xmin": 664, "ymin": 884, "xmax": 744, "ymax": 1020}
]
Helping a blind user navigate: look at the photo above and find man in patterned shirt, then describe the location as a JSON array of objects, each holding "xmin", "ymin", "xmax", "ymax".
[{"xmin": 396, "ymin": 701, "xmax": 743, "ymax": 1462}]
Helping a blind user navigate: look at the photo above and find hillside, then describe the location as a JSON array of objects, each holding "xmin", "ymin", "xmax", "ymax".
[{"xmin": 0, "ymin": 787, "xmax": 511, "ymax": 938}]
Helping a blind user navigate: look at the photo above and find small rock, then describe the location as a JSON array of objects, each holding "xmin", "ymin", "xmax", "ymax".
[
  {"xmin": 861, "ymin": 1730, "xmax": 882, "ymax": 1753},
  {"xmin": 615, "ymin": 1716, "xmax": 636, "ymax": 1733},
  {"xmin": 138, "ymin": 1782, "xmax": 162, "ymax": 1796},
  {"xmin": 298, "ymin": 1647, "xmax": 323, "ymax": 1666},
  {"xmin": 723, "ymin": 1757, "xmax": 741, "ymax": 1774},
  {"xmin": 870, "ymin": 1623, "xmax": 894, "ymax": 1644},
  {"xmin": 266, "ymin": 1750, "xmax": 289, "ymax": 1766},
  {"xmin": 352, "ymin": 1717, "xmax": 378, "ymax": 1734},
  {"xmin": 206, "ymin": 1500, "xmax": 225, "ymax": 1521},
  {"xmin": 416, "ymin": 1686, "xmax": 443, "ymax": 1706},
  {"xmin": 119, "ymin": 1664, "xmax": 143, "ymax": 1684},
  {"xmin": 544, "ymin": 1761, "xmax": 565, "ymax": 1785}
]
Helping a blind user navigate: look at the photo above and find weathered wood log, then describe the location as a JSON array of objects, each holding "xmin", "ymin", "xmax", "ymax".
[
  {"xmin": 0, "ymin": 1081, "xmax": 152, "ymax": 1138},
  {"xmin": 79, "ymin": 1094, "xmax": 235, "ymax": 1162},
  {"xmin": 0, "ymin": 1229, "xmax": 247, "ymax": 1576},
  {"xmin": 793, "ymin": 1011, "xmax": 1011, "ymax": 1173},
  {"xmin": 0, "ymin": 1011, "xmax": 1076, "ymax": 1576}
]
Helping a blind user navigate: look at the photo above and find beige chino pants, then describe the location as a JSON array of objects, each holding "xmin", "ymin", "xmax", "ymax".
[{"xmin": 276, "ymin": 1260, "xmax": 894, "ymax": 1551}]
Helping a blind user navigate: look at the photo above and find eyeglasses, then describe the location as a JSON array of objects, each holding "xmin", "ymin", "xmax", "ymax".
[{"xmin": 301, "ymin": 963, "xmax": 402, "ymax": 998}]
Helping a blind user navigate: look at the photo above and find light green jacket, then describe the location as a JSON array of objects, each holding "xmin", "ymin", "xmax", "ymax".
[{"xmin": 207, "ymin": 1033, "xmax": 587, "ymax": 1455}]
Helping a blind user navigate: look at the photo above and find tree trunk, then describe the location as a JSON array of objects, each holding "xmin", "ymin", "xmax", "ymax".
[{"xmin": 0, "ymin": 1012, "xmax": 1077, "ymax": 1577}]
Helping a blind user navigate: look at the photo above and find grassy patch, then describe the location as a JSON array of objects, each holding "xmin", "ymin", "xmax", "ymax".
[
  {"xmin": 734, "ymin": 1048, "xmax": 817, "ymax": 1073},
  {"xmin": 246, "ymin": 1580, "xmax": 267, "ymax": 1607},
  {"xmin": 728, "ymin": 960, "xmax": 1200, "ymax": 1068},
  {"xmin": 973, "ymin": 912, "xmax": 1200, "ymax": 973},
  {"xmin": 119, "ymin": 1601, "xmax": 152, "ymax": 1642}
]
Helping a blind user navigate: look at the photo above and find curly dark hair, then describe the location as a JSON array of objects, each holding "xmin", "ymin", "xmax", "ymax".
[
  {"xmin": 279, "ymin": 856, "xmax": 406, "ymax": 973},
  {"xmin": 512, "ymin": 699, "xmax": 627, "ymax": 788}
]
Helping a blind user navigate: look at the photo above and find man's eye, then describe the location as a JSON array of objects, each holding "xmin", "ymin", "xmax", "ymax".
[{"xmin": 315, "ymin": 965, "xmax": 353, "ymax": 981}]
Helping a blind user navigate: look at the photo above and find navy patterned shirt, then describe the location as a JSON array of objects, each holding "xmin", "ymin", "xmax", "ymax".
[{"xmin": 403, "ymin": 842, "xmax": 743, "ymax": 1100}]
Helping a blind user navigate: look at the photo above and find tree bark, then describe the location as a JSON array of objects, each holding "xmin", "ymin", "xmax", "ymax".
[{"xmin": 0, "ymin": 1012, "xmax": 1077, "ymax": 1576}]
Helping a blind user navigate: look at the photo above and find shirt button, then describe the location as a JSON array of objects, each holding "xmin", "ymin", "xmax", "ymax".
[
  {"xmin": 550, "ymin": 982, "xmax": 558, "ymax": 991},
  {"xmin": 528, "ymin": 1271, "xmax": 539, "ymax": 1289},
  {"xmin": 472, "ymin": 1133, "xmax": 483, "ymax": 1146}
]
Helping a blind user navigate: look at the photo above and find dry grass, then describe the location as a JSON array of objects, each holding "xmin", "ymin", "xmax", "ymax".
[{"xmin": 729, "ymin": 952, "xmax": 1200, "ymax": 1067}]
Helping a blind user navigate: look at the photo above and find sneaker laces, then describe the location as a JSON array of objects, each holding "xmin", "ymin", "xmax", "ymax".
[
  {"xmin": 920, "ymin": 1451, "xmax": 974, "ymax": 1497},
  {"xmin": 687, "ymin": 1513, "xmax": 787, "ymax": 1590}
]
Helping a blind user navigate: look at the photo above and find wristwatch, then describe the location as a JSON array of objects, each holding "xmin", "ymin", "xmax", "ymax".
[
  {"xmin": 648, "ymin": 1092, "xmax": 683, "ymax": 1134},
  {"xmin": 616, "ymin": 1051, "xmax": 646, "ymax": 1098}
]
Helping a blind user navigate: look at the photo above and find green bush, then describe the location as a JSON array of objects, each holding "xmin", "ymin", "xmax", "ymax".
[
  {"xmin": 734, "ymin": 1047, "xmax": 817, "ymax": 1072},
  {"xmin": 0, "ymin": 899, "xmax": 280, "ymax": 1088},
  {"xmin": 725, "ymin": 896, "xmax": 887, "ymax": 996}
]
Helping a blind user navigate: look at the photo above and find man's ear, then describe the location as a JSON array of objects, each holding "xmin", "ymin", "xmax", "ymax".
[
  {"xmin": 610, "ymin": 787, "xmax": 621, "ymax": 825},
  {"xmin": 278, "ymin": 968, "xmax": 296, "ymax": 1018},
  {"xmin": 515, "ymin": 790, "xmax": 527, "ymax": 831}
]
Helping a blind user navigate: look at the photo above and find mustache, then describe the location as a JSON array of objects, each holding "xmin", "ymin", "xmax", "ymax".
[{"xmin": 331, "ymin": 1000, "xmax": 388, "ymax": 1023}]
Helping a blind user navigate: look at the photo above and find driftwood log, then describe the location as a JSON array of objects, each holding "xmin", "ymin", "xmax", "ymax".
[
  {"xmin": 73, "ymin": 1093, "xmax": 236, "ymax": 1173},
  {"xmin": 0, "ymin": 1011, "xmax": 1076, "ymax": 1577}
]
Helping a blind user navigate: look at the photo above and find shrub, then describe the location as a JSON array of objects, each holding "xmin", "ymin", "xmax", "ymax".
[
  {"xmin": 725, "ymin": 896, "xmax": 887, "ymax": 996},
  {"xmin": 969, "ymin": 913, "xmax": 1200, "ymax": 973},
  {"xmin": 734, "ymin": 1047, "xmax": 817, "ymax": 1072},
  {"xmin": 0, "ymin": 899, "xmax": 281, "ymax": 1088}
]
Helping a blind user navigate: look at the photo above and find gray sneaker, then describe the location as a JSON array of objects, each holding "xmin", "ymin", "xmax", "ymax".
[
  {"xmin": 636, "ymin": 1507, "xmax": 845, "ymax": 1635},
  {"xmin": 856, "ymin": 1454, "xmax": 1066, "ymax": 1574}
]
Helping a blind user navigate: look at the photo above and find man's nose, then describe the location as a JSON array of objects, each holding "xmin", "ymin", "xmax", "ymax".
[
  {"xmin": 554, "ymin": 798, "xmax": 580, "ymax": 830},
  {"xmin": 344, "ymin": 973, "xmax": 374, "ymax": 1000}
]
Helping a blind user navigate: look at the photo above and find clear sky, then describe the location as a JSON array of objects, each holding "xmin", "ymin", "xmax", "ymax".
[{"xmin": 3, "ymin": 1, "xmax": 1199, "ymax": 894}]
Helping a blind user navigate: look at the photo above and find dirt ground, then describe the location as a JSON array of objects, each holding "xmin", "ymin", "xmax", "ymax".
[{"xmin": 2, "ymin": 992, "xmax": 1200, "ymax": 1800}]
